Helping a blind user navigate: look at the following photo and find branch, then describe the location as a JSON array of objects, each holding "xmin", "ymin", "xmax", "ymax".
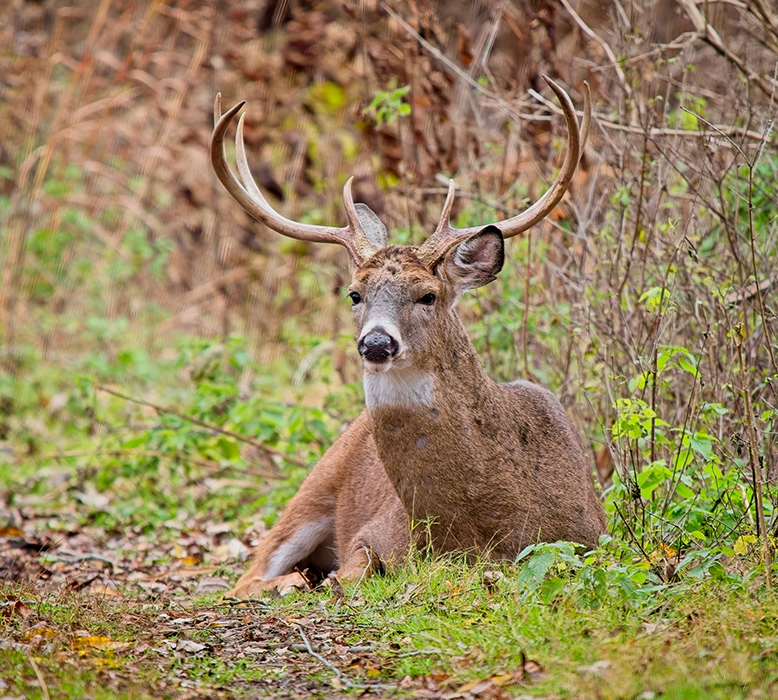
[
  {"xmin": 47, "ymin": 448, "xmax": 287, "ymax": 480},
  {"xmin": 677, "ymin": 0, "xmax": 778, "ymax": 98},
  {"xmin": 95, "ymin": 385, "xmax": 305, "ymax": 471},
  {"xmin": 557, "ymin": 0, "xmax": 633, "ymax": 100}
]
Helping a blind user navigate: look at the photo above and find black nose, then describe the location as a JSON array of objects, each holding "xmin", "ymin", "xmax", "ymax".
[{"xmin": 358, "ymin": 326, "xmax": 399, "ymax": 363}]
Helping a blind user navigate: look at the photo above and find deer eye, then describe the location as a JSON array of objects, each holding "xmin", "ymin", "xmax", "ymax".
[
  {"xmin": 417, "ymin": 293, "xmax": 436, "ymax": 306},
  {"xmin": 348, "ymin": 292, "xmax": 362, "ymax": 305}
]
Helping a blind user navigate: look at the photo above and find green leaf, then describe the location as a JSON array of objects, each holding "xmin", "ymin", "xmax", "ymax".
[
  {"xmin": 216, "ymin": 438, "xmax": 240, "ymax": 460},
  {"xmin": 540, "ymin": 576, "xmax": 566, "ymax": 603},
  {"xmin": 123, "ymin": 435, "xmax": 148, "ymax": 449},
  {"xmin": 688, "ymin": 433, "xmax": 714, "ymax": 461},
  {"xmin": 522, "ymin": 549, "xmax": 555, "ymax": 585}
]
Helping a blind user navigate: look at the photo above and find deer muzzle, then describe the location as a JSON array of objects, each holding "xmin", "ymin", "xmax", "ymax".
[{"xmin": 358, "ymin": 326, "xmax": 400, "ymax": 364}]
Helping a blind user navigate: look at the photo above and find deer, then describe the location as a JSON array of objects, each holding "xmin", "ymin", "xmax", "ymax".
[{"xmin": 210, "ymin": 77, "xmax": 607, "ymax": 597}]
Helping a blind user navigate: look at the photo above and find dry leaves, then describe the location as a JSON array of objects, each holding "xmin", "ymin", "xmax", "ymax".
[{"xmin": 400, "ymin": 653, "xmax": 545, "ymax": 700}]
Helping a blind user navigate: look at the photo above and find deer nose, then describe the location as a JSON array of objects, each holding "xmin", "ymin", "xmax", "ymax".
[{"xmin": 358, "ymin": 326, "xmax": 399, "ymax": 363}]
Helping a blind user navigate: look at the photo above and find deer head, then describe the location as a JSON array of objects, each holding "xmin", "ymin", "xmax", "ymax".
[{"xmin": 211, "ymin": 78, "xmax": 589, "ymax": 386}]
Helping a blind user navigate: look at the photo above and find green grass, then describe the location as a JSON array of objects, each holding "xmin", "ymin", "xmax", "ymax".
[
  {"xmin": 349, "ymin": 560, "xmax": 777, "ymax": 698},
  {"xmin": 6, "ymin": 560, "xmax": 775, "ymax": 699}
]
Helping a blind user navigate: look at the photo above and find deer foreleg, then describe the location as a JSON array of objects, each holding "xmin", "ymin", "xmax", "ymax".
[
  {"xmin": 228, "ymin": 514, "xmax": 335, "ymax": 598},
  {"xmin": 335, "ymin": 502, "xmax": 409, "ymax": 584}
]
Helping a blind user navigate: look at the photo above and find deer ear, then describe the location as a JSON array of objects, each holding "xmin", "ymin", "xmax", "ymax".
[
  {"xmin": 440, "ymin": 225, "xmax": 505, "ymax": 292},
  {"xmin": 354, "ymin": 203, "xmax": 388, "ymax": 250}
]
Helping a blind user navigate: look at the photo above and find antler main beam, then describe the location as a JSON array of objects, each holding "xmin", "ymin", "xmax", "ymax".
[
  {"xmin": 417, "ymin": 77, "xmax": 591, "ymax": 268},
  {"xmin": 210, "ymin": 94, "xmax": 377, "ymax": 265},
  {"xmin": 212, "ymin": 78, "xmax": 589, "ymax": 270}
]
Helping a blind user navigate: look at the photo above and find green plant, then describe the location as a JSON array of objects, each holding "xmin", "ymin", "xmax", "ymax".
[{"xmin": 364, "ymin": 84, "xmax": 411, "ymax": 126}]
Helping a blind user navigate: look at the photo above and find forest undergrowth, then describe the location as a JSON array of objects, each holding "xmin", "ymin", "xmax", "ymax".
[{"xmin": 1, "ymin": 0, "xmax": 778, "ymax": 698}]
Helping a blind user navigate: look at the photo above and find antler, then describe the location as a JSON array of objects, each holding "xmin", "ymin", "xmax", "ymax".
[
  {"xmin": 417, "ymin": 77, "xmax": 591, "ymax": 268},
  {"xmin": 210, "ymin": 94, "xmax": 378, "ymax": 265}
]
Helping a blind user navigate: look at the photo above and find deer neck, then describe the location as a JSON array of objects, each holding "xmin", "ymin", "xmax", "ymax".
[{"xmin": 363, "ymin": 314, "xmax": 502, "ymax": 548}]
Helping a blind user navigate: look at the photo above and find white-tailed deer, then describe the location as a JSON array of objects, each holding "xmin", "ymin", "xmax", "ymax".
[{"xmin": 211, "ymin": 78, "xmax": 606, "ymax": 597}]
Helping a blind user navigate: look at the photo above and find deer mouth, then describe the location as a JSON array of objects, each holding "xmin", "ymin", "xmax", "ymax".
[{"xmin": 361, "ymin": 350, "xmax": 408, "ymax": 374}]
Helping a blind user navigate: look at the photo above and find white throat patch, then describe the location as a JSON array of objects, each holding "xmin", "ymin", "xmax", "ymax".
[{"xmin": 364, "ymin": 368, "xmax": 435, "ymax": 410}]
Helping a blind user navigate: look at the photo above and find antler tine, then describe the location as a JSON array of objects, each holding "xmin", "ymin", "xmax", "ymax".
[
  {"xmin": 214, "ymin": 92, "xmax": 223, "ymax": 125},
  {"xmin": 435, "ymin": 179, "xmax": 458, "ymax": 235},
  {"xmin": 417, "ymin": 77, "xmax": 586, "ymax": 268},
  {"xmin": 210, "ymin": 96, "xmax": 376, "ymax": 265},
  {"xmin": 342, "ymin": 177, "xmax": 381, "ymax": 261}
]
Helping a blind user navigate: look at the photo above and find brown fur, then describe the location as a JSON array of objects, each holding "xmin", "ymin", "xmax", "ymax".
[{"xmin": 228, "ymin": 243, "xmax": 606, "ymax": 597}]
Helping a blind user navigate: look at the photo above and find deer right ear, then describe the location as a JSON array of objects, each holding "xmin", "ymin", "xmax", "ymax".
[{"xmin": 439, "ymin": 226, "xmax": 505, "ymax": 293}]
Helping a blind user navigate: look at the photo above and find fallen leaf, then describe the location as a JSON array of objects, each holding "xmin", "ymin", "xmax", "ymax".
[
  {"xmin": 22, "ymin": 628, "xmax": 58, "ymax": 642},
  {"xmin": 0, "ymin": 527, "xmax": 25, "ymax": 537},
  {"xmin": 75, "ymin": 489, "xmax": 111, "ymax": 509},
  {"xmin": 195, "ymin": 576, "xmax": 231, "ymax": 594},
  {"xmin": 88, "ymin": 585, "xmax": 122, "ymax": 598},
  {"xmin": 428, "ymin": 669, "xmax": 451, "ymax": 684},
  {"xmin": 482, "ymin": 571, "xmax": 503, "ymax": 593},
  {"xmin": 456, "ymin": 679, "xmax": 480, "ymax": 693},
  {"xmin": 176, "ymin": 556, "xmax": 201, "ymax": 567},
  {"xmin": 1, "ymin": 596, "xmax": 32, "ymax": 619},
  {"xmin": 73, "ymin": 636, "xmax": 131, "ymax": 652},
  {"xmin": 467, "ymin": 679, "xmax": 494, "ymax": 694},
  {"xmin": 490, "ymin": 672, "xmax": 514, "ymax": 686},
  {"xmin": 213, "ymin": 538, "xmax": 250, "ymax": 561},
  {"xmin": 175, "ymin": 639, "xmax": 207, "ymax": 653},
  {"xmin": 522, "ymin": 656, "xmax": 544, "ymax": 679}
]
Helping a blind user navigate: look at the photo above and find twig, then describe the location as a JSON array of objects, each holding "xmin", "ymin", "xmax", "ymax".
[
  {"xmin": 95, "ymin": 385, "xmax": 305, "ymax": 470},
  {"xmin": 723, "ymin": 274, "xmax": 778, "ymax": 306},
  {"xmin": 47, "ymin": 448, "xmax": 286, "ymax": 480},
  {"xmin": 677, "ymin": 0, "xmax": 777, "ymax": 98},
  {"xmin": 28, "ymin": 654, "xmax": 51, "ymax": 700},
  {"xmin": 745, "ymin": 121, "xmax": 778, "ymax": 376},
  {"xmin": 348, "ymin": 546, "xmax": 373, "ymax": 606},
  {"xmin": 380, "ymin": 3, "xmax": 506, "ymax": 105},
  {"xmin": 532, "ymin": 88, "xmax": 772, "ymax": 142},
  {"xmin": 294, "ymin": 622, "xmax": 393, "ymax": 690},
  {"xmin": 744, "ymin": 0, "xmax": 778, "ymax": 54},
  {"xmin": 557, "ymin": 0, "xmax": 633, "ymax": 100},
  {"xmin": 385, "ymin": 2, "xmax": 768, "ymax": 147},
  {"xmin": 735, "ymin": 329, "xmax": 772, "ymax": 592},
  {"xmin": 295, "ymin": 623, "xmax": 353, "ymax": 688},
  {"xmin": 395, "ymin": 648, "xmax": 441, "ymax": 658}
]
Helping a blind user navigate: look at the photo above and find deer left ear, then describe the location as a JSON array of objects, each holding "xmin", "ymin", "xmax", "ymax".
[{"xmin": 439, "ymin": 225, "xmax": 505, "ymax": 292}]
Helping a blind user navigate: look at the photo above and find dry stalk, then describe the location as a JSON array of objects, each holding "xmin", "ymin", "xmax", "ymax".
[
  {"xmin": 735, "ymin": 328, "xmax": 772, "ymax": 592},
  {"xmin": 28, "ymin": 654, "xmax": 51, "ymax": 700}
]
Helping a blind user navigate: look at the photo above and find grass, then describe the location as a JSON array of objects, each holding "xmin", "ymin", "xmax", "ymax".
[{"xmin": 4, "ymin": 555, "xmax": 777, "ymax": 699}]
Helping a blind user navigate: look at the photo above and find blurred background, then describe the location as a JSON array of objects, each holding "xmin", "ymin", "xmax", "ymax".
[{"xmin": 1, "ymin": 0, "xmax": 777, "ymax": 574}]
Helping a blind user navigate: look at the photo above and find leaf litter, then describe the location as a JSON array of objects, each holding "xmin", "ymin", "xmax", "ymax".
[
  {"xmin": 2, "ymin": 513, "xmax": 548, "ymax": 698},
  {"xmin": 1, "ymin": 514, "xmax": 412, "ymax": 698}
]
